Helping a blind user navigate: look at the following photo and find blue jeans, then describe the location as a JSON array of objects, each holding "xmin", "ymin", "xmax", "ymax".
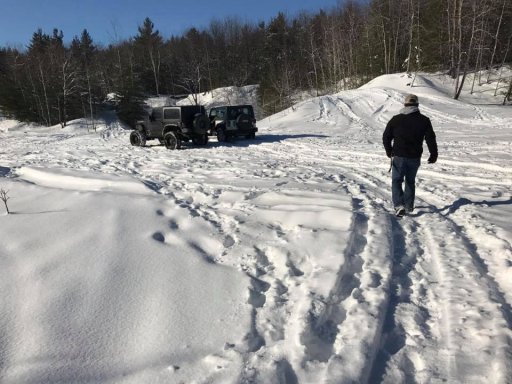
[{"xmin": 391, "ymin": 156, "xmax": 421, "ymax": 209}]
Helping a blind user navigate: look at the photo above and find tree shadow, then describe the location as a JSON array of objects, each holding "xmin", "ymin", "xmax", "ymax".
[
  {"xmin": 8, "ymin": 210, "xmax": 67, "ymax": 215},
  {"xmin": 410, "ymin": 76, "xmax": 437, "ymax": 90},
  {"xmin": 409, "ymin": 197, "xmax": 512, "ymax": 218},
  {"xmin": 7, "ymin": 355, "xmax": 179, "ymax": 384}
]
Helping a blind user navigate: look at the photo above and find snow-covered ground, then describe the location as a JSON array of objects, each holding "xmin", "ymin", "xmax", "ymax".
[{"xmin": 0, "ymin": 72, "xmax": 511, "ymax": 383}]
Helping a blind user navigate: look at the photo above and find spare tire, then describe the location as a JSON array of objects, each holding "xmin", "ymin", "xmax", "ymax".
[
  {"xmin": 236, "ymin": 113, "xmax": 252, "ymax": 130},
  {"xmin": 193, "ymin": 114, "xmax": 209, "ymax": 133}
]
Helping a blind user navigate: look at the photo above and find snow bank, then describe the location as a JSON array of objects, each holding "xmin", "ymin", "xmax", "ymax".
[{"xmin": 0, "ymin": 176, "xmax": 251, "ymax": 383}]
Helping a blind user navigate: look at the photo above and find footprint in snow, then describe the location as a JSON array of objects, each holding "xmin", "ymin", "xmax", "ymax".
[
  {"xmin": 152, "ymin": 232, "xmax": 165, "ymax": 243},
  {"xmin": 223, "ymin": 235, "xmax": 236, "ymax": 248},
  {"xmin": 169, "ymin": 219, "xmax": 179, "ymax": 230}
]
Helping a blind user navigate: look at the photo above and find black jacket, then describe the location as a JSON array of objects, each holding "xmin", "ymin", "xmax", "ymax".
[{"xmin": 383, "ymin": 110, "xmax": 437, "ymax": 159}]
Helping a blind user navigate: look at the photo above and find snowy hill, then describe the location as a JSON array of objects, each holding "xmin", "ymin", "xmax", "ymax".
[
  {"xmin": 145, "ymin": 85, "xmax": 263, "ymax": 119},
  {"xmin": 0, "ymin": 72, "xmax": 511, "ymax": 383}
]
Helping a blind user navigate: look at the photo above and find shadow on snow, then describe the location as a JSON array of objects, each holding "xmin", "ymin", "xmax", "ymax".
[
  {"xmin": 410, "ymin": 197, "xmax": 512, "ymax": 218},
  {"xmin": 139, "ymin": 133, "xmax": 329, "ymax": 150}
]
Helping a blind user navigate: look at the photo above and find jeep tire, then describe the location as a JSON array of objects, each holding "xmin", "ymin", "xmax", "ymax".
[
  {"xmin": 192, "ymin": 134, "xmax": 208, "ymax": 146},
  {"xmin": 130, "ymin": 130, "xmax": 146, "ymax": 147},
  {"xmin": 217, "ymin": 128, "xmax": 227, "ymax": 143},
  {"xmin": 163, "ymin": 131, "xmax": 181, "ymax": 150}
]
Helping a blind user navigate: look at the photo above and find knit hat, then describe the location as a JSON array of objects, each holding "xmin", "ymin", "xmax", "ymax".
[{"xmin": 404, "ymin": 94, "xmax": 419, "ymax": 106}]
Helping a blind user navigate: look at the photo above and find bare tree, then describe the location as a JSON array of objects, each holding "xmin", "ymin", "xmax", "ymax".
[
  {"xmin": 494, "ymin": 31, "xmax": 512, "ymax": 96},
  {"xmin": 175, "ymin": 64, "xmax": 203, "ymax": 105},
  {"xmin": 504, "ymin": 80, "xmax": 512, "ymax": 104},
  {"xmin": 486, "ymin": 0, "xmax": 507, "ymax": 83},
  {"xmin": 0, "ymin": 189, "xmax": 10, "ymax": 214},
  {"xmin": 307, "ymin": 24, "xmax": 321, "ymax": 95},
  {"xmin": 57, "ymin": 54, "xmax": 78, "ymax": 128},
  {"xmin": 470, "ymin": 13, "xmax": 487, "ymax": 94},
  {"xmin": 455, "ymin": 0, "xmax": 483, "ymax": 100},
  {"xmin": 71, "ymin": 30, "xmax": 97, "ymax": 130}
]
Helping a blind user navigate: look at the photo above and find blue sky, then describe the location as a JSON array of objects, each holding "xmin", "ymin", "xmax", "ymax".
[{"xmin": 0, "ymin": 0, "xmax": 341, "ymax": 48}]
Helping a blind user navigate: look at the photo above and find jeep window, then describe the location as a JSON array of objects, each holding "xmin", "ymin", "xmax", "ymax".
[
  {"xmin": 217, "ymin": 110, "xmax": 225, "ymax": 119},
  {"xmin": 153, "ymin": 109, "xmax": 163, "ymax": 121},
  {"xmin": 209, "ymin": 109, "xmax": 217, "ymax": 118},
  {"xmin": 164, "ymin": 108, "xmax": 180, "ymax": 119},
  {"xmin": 242, "ymin": 106, "xmax": 254, "ymax": 116},
  {"xmin": 231, "ymin": 106, "xmax": 253, "ymax": 117}
]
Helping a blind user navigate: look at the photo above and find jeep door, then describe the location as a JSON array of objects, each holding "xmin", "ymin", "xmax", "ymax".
[{"xmin": 148, "ymin": 108, "xmax": 164, "ymax": 137}]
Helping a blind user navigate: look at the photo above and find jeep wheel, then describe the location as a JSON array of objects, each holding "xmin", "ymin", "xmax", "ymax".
[
  {"xmin": 130, "ymin": 130, "xmax": 146, "ymax": 147},
  {"xmin": 217, "ymin": 129, "xmax": 227, "ymax": 143},
  {"xmin": 245, "ymin": 132, "xmax": 256, "ymax": 140},
  {"xmin": 192, "ymin": 134, "xmax": 208, "ymax": 146},
  {"xmin": 163, "ymin": 132, "xmax": 181, "ymax": 150}
]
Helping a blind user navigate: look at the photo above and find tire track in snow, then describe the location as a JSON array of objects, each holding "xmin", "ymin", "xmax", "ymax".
[
  {"xmin": 312, "ymin": 159, "xmax": 452, "ymax": 382},
  {"xmin": 318, "ymin": 155, "xmax": 505, "ymax": 383},
  {"xmin": 335, "ymin": 172, "xmax": 447, "ymax": 384},
  {"xmin": 301, "ymin": 198, "xmax": 367, "ymax": 363},
  {"xmin": 340, "ymin": 162, "xmax": 512, "ymax": 383},
  {"xmin": 251, "ymin": 140, "xmax": 414, "ymax": 382},
  {"xmin": 417, "ymin": 209, "xmax": 512, "ymax": 383},
  {"xmin": 235, "ymin": 233, "xmax": 305, "ymax": 382},
  {"xmin": 368, "ymin": 218, "xmax": 433, "ymax": 384},
  {"xmin": 415, "ymin": 181, "xmax": 512, "ymax": 307}
]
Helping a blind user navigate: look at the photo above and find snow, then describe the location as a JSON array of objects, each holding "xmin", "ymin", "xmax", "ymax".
[{"xmin": 1, "ymin": 73, "xmax": 512, "ymax": 383}]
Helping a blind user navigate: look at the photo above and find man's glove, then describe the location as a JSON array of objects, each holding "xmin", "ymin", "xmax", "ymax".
[
  {"xmin": 427, "ymin": 154, "xmax": 437, "ymax": 164},
  {"xmin": 386, "ymin": 150, "xmax": 393, "ymax": 159}
]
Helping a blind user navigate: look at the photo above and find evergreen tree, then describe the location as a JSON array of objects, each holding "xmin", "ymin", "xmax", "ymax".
[
  {"xmin": 71, "ymin": 29, "xmax": 100, "ymax": 130},
  {"xmin": 134, "ymin": 17, "xmax": 163, "ymax": 95}
]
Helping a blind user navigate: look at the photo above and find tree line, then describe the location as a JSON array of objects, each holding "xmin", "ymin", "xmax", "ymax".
[{"xmin": 1, "ymin": 0, "xmax": 511, "ymax": 128}]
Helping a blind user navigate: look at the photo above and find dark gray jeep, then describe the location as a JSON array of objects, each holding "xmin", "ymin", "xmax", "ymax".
[
  {"xmin": 130, "ymin": 105, "xmax": 210, "ymax": 150},
  {"xmin": 208, "ymin": 105, "xmax": 258, "ymax": 142}
]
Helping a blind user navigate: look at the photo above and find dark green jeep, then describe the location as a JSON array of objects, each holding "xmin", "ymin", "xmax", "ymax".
[
  {"xmin": 130, "ymin": 105, "xmax": 210, "ymax": 150},
  {"xmin": 208, "ymin": 105, "xmax": 258, "ymax": 142}
]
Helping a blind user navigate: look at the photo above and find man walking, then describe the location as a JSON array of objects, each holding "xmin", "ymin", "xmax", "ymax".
[{"xmin": 383, "ymin": 94, "xmax": 438, "ymax": 217}]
